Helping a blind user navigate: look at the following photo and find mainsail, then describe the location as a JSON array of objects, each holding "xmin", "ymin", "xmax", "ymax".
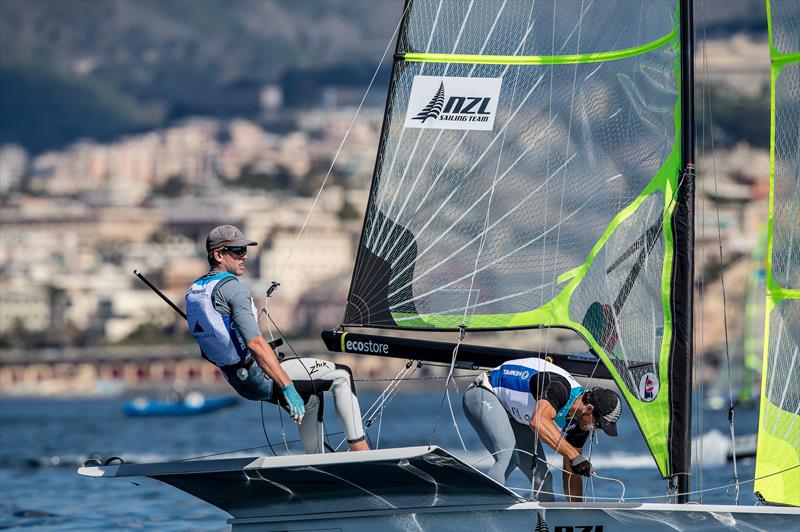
[
  {"xmin": 341, "ymin": 0, "xmax": 694, "ymax": 486},
  {"xmin": 754, "ymin": 0, "xmax": 800, "ymax": 507}
]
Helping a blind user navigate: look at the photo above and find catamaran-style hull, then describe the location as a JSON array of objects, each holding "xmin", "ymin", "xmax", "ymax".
[{"xmin": 78, "ymin": 446, "xmax": 798, "ymax": 531}]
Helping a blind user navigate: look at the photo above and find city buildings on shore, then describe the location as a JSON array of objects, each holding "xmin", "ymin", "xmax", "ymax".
[{"xmin": 0, "ymin": 109, "xmax": 380, "ymax": 353}]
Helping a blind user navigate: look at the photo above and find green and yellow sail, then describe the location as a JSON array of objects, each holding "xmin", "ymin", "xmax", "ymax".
[
  {"xmin": 344, "ymin": 0, "xmax": 692, "ymax": 479},
  {"xmin": 754, "ymin": 0, "xmax": 800, "ymax": 508}
]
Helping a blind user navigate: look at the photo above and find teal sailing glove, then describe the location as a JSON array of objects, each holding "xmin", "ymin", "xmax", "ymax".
[{"xmin": 281, "ymin": 383, "xmax": 305, "ymax": 423}]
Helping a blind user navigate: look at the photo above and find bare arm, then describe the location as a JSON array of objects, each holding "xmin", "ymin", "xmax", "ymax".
[
  {"xmin": 562, "ymin": 453, "xmax": 584, "ymax": 501},
  {"xmin": 246, "ymin": 336, "xmax": 291, "ymax": 388},
  {"xmin": 529, "ymin": 399, "xmax": 581, "ymax": 461}
]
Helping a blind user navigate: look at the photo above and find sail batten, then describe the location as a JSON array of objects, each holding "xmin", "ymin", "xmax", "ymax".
[{"xmin": 402, "ymin": 31, "xmax": 679, "ymax": 65}]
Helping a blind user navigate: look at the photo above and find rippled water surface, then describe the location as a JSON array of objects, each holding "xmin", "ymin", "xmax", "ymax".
[{"xmin": 0, "ymin": 392, "xmax": 760, "ymax": 530}]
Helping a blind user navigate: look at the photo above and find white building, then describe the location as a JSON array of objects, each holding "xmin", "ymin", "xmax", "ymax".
[
  {"xmin": 0, "ymin": 280, "xmax": 50, "ymax": 333},
  {"xmin": 259, "ymin": 219, "xmax": 354, "ymax": 307}
]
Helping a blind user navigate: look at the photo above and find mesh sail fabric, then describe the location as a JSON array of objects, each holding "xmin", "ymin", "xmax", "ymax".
[
  {"xmin": 755, "ymin": 0, "xmax": 800, "ymax": 507},
  {"xmin": 344, "ymin": 0, "xmax": 682, "ymax": 476},
  {"xmin": 401, "ymin": 0, "xmax": 674, "ymax": 56},
  {"xmin": 772, "ymin": 62, "xmax": 800, "ymax": 290}
]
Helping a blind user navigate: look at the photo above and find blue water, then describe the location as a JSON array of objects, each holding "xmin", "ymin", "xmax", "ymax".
[{"xmin": 0, "ymin": 392, "xmax": 759, "ymax": 530}]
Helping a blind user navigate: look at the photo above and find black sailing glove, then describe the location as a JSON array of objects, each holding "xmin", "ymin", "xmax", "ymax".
[{"xmin": 570, "ymin": 454, "xmax": 595, "ymax": 477}]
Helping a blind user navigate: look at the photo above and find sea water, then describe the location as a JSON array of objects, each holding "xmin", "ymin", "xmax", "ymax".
[{"xmin": 0, "ymin": 392, "xmax": 760, "ymax": 530}]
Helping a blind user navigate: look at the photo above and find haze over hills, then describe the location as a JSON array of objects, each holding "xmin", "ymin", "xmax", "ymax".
[
  {"xmin": 0, "ymin": 0, "xmax": 766, "ymax": 154},
  {"xmin": 0, "ymin": 0, "xmax": 402, "ymax": 153}
]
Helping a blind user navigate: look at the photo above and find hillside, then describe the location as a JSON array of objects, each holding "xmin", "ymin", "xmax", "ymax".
[
  {"xmin": 0, "ymin": 0, "xmax": 401, "ymax": 152},
  {"xmin": 0, "ymin": 0, "xmax": 766, "ymax": 154}
]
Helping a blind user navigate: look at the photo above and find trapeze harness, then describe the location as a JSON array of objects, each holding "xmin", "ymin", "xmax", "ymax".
[
  {"xmin": 185, "ymin": 272, "xmax": 257, "ymax": 373},
  {"xmin": 484, "ymin": 357, "xmax": 585, "ymax": 428}
]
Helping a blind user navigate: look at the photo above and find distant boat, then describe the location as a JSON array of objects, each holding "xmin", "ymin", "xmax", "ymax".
[
  {"xmin": 122, "ymin": 392, "xmax": 237, "ymax": 417},
  {"xmin": 727, "ymin": 433, "xmax": 758, "ymax": 462}
]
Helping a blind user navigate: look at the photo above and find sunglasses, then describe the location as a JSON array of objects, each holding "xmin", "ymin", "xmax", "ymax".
[{"xmin": 224, "ymin": 246, "xmax": 248, "ymax": 256}]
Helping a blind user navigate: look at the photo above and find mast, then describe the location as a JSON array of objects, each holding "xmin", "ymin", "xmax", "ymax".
[{"xmin": 669, "ymin": 0, "xmax": 695, "ymax": 503}]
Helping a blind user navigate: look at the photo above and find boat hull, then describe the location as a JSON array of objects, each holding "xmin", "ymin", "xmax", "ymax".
[
  {"xmin": 230, "ymin": 503, "xmax": 799, "ymax": 532},
  {"xmin": 78, "ymin": 446, "xmax": 799, "ymax": 531}
]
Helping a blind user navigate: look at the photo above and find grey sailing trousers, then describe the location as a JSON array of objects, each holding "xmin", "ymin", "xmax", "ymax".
[
  {"xmin": 462, "ymin": 384, "xmax": 555, "ymax": 501},
  {"xmin": 280, "ymin": 357, "xmax": 366, "ymax": 454}
]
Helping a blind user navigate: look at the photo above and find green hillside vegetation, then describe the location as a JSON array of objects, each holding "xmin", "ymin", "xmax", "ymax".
[
  {"xmin": 0, "ymin": 0, "xmax": 769, "ymax": 154},
  {"xmin": 0, "ymin": 63, "xmax": 162, "ymax": 153},
  {"xmin": 0, "ymin": 0, "xmax": 399, "ymax": 153}
]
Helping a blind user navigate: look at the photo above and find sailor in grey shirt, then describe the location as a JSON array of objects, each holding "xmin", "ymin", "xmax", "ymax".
[
  {"xmin": 186, "ymin": 225, "xmax": 369, "ymax": 453},
  {"xmin": 211, "ymin": 273, "xmax": 262, "ymax": 343}
]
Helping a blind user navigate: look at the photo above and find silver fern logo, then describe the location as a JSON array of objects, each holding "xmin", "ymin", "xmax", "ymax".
[
  {"xmin": 412, "ymin": 82, "xmax": 445, "ymax": 122},
  {"xmin": 404, "ymin": 75, "xmax": 502, "ymax": 131}
]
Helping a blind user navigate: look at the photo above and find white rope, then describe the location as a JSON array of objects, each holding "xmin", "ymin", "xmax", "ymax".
[
  {"xmin": 429, "ymin": 334, "xmax": 468, "ymax": 452},
  {"xmin": 587, "ymin": 429, "xmax": 596, "ymax": 502},
  {"xmin": 334, "ymin": 361, "xmax": 417, "ymax": 451},
  {"xmin": 362, "ymin": 363, "xmax": 416, "ymax": 421},
  {"xmin": 376, "ymin": 402, "xmax": 385, "ymax": 449},
  {"xmin": 471, "ymin": 446, "xmax": 627, "ymax": 502},
  {"xmin": 495, "ymin": 452, "xmax": 800, "ymax": 503}
]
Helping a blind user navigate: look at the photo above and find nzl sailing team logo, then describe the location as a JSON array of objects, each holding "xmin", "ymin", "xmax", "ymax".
[
  {"xmin": 404, "ymin": 75, "xmax": 502, "ymax": 131},
  {"xmin": 639, "ymin": 372, "xmax": 660, "ymax": 402}
]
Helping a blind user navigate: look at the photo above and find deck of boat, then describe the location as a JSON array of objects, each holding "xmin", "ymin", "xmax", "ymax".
[{"xmin": 79, "ymin": 446, "xmax": 799, "ymax": 531}]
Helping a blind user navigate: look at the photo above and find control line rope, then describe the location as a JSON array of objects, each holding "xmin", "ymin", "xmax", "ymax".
[
  {"xmin": 428, "ymin": 329, "xmax": 468, "ymax": 452},
  {"xmin": 472, "ymin": 446, "xmax": 627, "ymax": 502}
]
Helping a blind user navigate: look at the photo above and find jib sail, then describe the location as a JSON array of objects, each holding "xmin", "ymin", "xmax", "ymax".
[{"xmin": 754, "ymin": 0, "xmax": 800, "ymax": 507}]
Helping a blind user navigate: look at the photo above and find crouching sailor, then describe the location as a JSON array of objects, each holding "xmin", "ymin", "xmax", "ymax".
[
  {"xmin": 463, "ymin": 357, "xmax": 621, "ymax": 501},
  {"xmin": 186, "ymin": 225, "xmax": 369, "ymax": 452}
]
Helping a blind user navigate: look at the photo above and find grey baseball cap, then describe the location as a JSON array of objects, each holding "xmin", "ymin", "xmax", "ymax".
[{"xmin": 205, "ymin": 225, "xmax": 257, "ymax": 252}]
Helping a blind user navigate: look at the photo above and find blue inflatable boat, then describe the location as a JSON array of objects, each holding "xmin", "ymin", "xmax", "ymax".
[{"xmin": 123, "ymin": 392, "xmax": 238, "ymax": 417}]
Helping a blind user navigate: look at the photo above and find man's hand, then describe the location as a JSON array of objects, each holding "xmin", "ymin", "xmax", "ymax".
[
  {"xmin": 281, "ymin": 383, "xmax": 305, "ymax": 423},
  {"xmin": 570, "ymin": 454, "xmax": 595, "ymax": 477}
]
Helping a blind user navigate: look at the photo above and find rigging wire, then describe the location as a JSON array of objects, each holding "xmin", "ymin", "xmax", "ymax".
[
  {"xmin": 260, "ymin": 401, "xmax": 278, "ymax": 456},
  {"xmin": 429, "ymin": 329, "xmax": 468, "ymax": 452},
  {"xmin": 531, "ymin": 0, "xmax": 562, "ymax": 484},
  {"xmin": 699, "ymin": 0, "xmax": 741, "ymax": 504},
  {"xmin": 532, "ymin": 0, "xmax": 590, "ymax": 486},
  {"xmin": 696, "ymin": 0, "xmax": 709, "ymax": 503},
  {"xmin": 260, "ymin": 291, "xmax": 338, "ymax": 453},
  {"xmin": 353, "ymin": 373, "xmax": 480, "ymax": 382},
  {"xmin": 429, "ymin": 0, "xmax": 536, "ymax": 465},
  {"xmin": 262, "ymin": 3, "xmax": 411, "ymax": 454},
  {"xmin": 174, "ymin": 444, "xmax": 278, "ymax": 462},
  {"xmin": 333, "ymin": 360, "xmax": 418, "ymax": 451},
  {"xmin": 273, "ymin": 3, "xmax": 408, "ymax": 283}
]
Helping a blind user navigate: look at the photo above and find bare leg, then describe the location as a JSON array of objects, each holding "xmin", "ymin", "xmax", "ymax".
[{"xmin": 511, "ymin": 419, "xmax": 554, "ymax": 501}]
